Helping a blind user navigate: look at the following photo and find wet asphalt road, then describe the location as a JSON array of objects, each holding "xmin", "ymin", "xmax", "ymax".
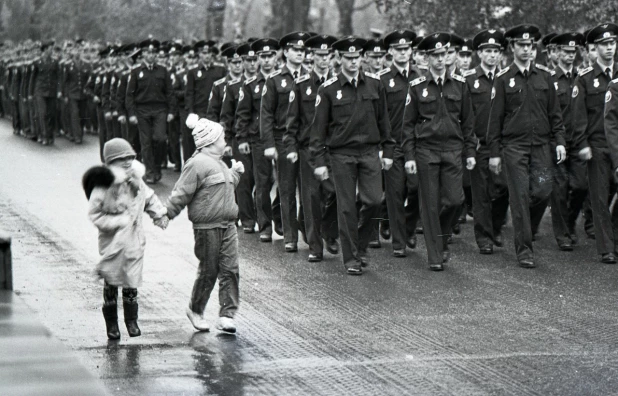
[{"xmin": 1, "ymin": 121, "xmax": 618, "ymax": 395}]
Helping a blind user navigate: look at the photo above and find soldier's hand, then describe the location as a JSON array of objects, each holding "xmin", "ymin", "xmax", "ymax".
[
  {"xmin": 404, "ymin": 160, "xmax": 417, "ymax": 174},
  {"xmin": 287, "ymin": 152, "xmax": 298, "ymax": 163},
  {"xmin": 578, "ymin": 147, "xmax": 592, "ymax": 161},
  {"xmin": 556, "ymin": 145, "xmax": 566, "ymax": 164},
  {"xmin": 223, "ymin": 146, "xmax": 233, "ymax": 157},
  {"xmin": 466, "ymin": 157, "xmax": 476, "ymax": 170},
  {"xmin": 167, "ymin": 113, "xmax": 175, "ymax": 122},
  {"xmin": 264, "ymin": 147, "xmax": 277, "ymax": 160},
  {"xmin": 118, "ymin": 115, "xmax": 127, "ymax": 124},
  {"xmin": 381, "ymin": 157, "xmax": 393, "ymax": 171},
  {"xmin": 28, "ymin": 95, "xmax": 33, "ymax": 101},
  {"xmin": 57, "ymin": 92, "xmax": 62, "ymax": 99},
  {"xmin": 112, "ymin": 111, "xmax": 118, "ymax": 117},
  {"xmin": 231, "ymin": 159, "xmax": 245, "ymax": 174},
  {"xmin": 239, "ymin": 142, "xmax": 251, "ymax": 154},
  {"xmin": 63, "ymin": 97, "xmax": 69, "ymax": 104},
  {"xmin": 104, "ymin": 111, "xmax": 112, "ymax": 120},
  {"xmin": 93, "ymin": 95, "xmax": 101, "ymax": 104},
  {"xmin": 129, "ymin": 116, "xmax": 138, "ymax": 125},
  {"xmin": 314, "ymin": 166, "xmax": 329, "ymax": 181},
  {"xmin": 489, "ymin": 157, "xmax": 501, "ymax": 175}
]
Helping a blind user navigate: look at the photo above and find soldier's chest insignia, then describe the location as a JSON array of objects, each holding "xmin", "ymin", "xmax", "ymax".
[
  {"xmin": 422, "ymin": 88, "xmax": 428, "ymax": 97},
  {"xmin": 111, "ymin": 76, "xmax": 115, "ymax": 85},
  {"xmin": 281, "ymin": 79, "xmax": 287, "ymax": 88},
  {"xmin": 554, "ymin": 82, "xmax": 559, "ymax": 90},
  {"xmin": 336, "ymin": 90, "xmax": 342, "ymax": 100},
  {"xmin": 306, "ymin": 86, "xmax": 312, "ymax": 95},
  {"xmin": 474, "ymin": 80, "xmax": 479, "ymax": 89},
  {"xmin": 255, "ymin": 85, "xmax": 260, "ymax": 94},
  {"xmin": 139, "ymin": 71, "xmax": 144, "ymax": 79},
  {"xmin": 197, "ymin": 70, "xmax": 202, "ymax": 78},
  {"xmin": 389, "ymin": 79, "xmax": 395, "ymax": 88},
  {"xmin": 593, "ymin": 78, "xmax": 599, "ymax": 88},
  {"xmin": 103, "ymin": 76, "xmax": 107, "ymax": 84},
  {"xmin": 509, "ymin": 78, "xmax": 515, "ymax": 87}
]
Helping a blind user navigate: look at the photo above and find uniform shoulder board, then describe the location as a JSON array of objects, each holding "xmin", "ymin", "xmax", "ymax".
[
  {"xmin": 213, "ymin": 62, "xmax": 225, "ymax": 68},
  {"xmin": 188, "ymin": 64, "xmax": 198, "ymax": 70},
  {"xmin": 377, "ymin": 67, "xmax": 391, "ymax": 77},
  {"xmin": 323, "ymin": 76, "xmax": 338, "ymax": 87},
  {"xmin": 452, "ymin": 74, "xmax": 466, "ymax": 83},
  {"xmin": 213, "ymin": 77, "xmax": 227, "ymax": 86},
  {"xmin": 611, "ymin": 78, "xmax": 618, "ymax": 85},
  {"xmin": 268, "ymin": 69, "xmax": 282, "ymax": 78},
  {"xmin": 579, "ymin": 66, "xmax": 593, "ymax": 76},
  {"xmin": 496, "ymin": 67, "xmax": 510, "ymax": 78},
  {"xmin": 228, "ymin": 78, "xmax": 241, "ymax": 86},
  {"xmin": 410, "ymin": 76, "xmax": 427, "ymax": 87},
  {"xmin": 417, "ymin": 65, "xmax": 428, "ymax": 70},
  {"xmin": 244, "ymin": 76, "xmax": 257, "ymax": 85},
  {"xmin": 295, "ymin": 74, "xmax": 310, "ymax": 84},
  {"xmin": 535, "ymin": 64, "xmax": 555, "ymax": 76},
  {"xmin": 462, "ymin": 69, "xmax": 477, "ymax": 77},
  {"xmin": 365, "ymin": 71, "xmax": 380, "ymax": 79},
  {"xmin": 176, "ymin": 68, "xmax": 185, "ymax": 74}
]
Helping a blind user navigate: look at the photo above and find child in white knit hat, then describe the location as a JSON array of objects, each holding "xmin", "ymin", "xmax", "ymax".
[{"xmin": 166, "ymin": 114, "xmax": 245, "ymax": 333}]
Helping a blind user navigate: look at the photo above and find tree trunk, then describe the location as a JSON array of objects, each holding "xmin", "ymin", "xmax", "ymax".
[
  {"xmin": 336, "ymin": 0, "xmax": 355, "ymax": 36},
  {"xmin": 268, "ymin": 0, "xmax": 311, "ymax": 37}
]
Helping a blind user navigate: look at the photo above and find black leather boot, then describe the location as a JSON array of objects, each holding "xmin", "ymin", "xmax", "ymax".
[
  {"xmin": 123, "ymin": 288, "xmax": 141, "ymax": 337},
  {"xmin": 102, "ymin": 305, "xmax": 121, "ymax": 340}
]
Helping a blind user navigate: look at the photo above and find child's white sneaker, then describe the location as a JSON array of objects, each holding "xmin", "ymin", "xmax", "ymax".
[
  {"xmin": 186, "ymin": 306, "xmax": 209, "ymax": 331},
  {"xmin": 216, "ymin": 317, "xmax": 236, "ymax": 333}
]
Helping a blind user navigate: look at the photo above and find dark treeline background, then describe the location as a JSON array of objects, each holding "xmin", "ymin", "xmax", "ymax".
[{"xmin": 1, "ymin": 0, "xmax": 615, "ymax": 44}]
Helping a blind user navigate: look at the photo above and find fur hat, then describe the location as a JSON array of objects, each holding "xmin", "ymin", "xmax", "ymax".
[
  {"xmin": 186, "ymin": 114, "xmax": 223, "ymax": 150},
  {"xmin": 103, "ymin": 138, "xmax": 136, "ymax": 164}
]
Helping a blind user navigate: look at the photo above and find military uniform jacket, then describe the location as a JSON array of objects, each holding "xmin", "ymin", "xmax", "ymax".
[
  {"xmin": 285, "ymin": 70, "xmax": 331, "ymax": 153},
  {"xmin": 185, "ymin": 62, "xmax": 226, "ymax": 114},
  {"xmin": 20, "ymin": 63, "xmax": 31, "ymax": 102},
  {"xmin": 220, "ymin": 76, "xmax": 244, "ymax": 145},
  {"xmin": 551, "ymin": 66, "xmax": 577, "ymax": 145},
  {"xmin": 380, "ymin": 65, "xmax": 424, "ymax": 144},
  {"xmin": 114, "ymin": 65, "xmax": 138, "ymax": 116},
  {"xmin": 604, "ymin": 78, "xmax": 618, "ymax": 169},
  {"xmin": 260, "ymin": 65, "xmax": 303, "ymax": 150},
  {"xmin": 487, "ymin": 63, "xmax": 566, "ymax": 158},
  {"xmin": 206, "ymin": 75, "xmax": 231, "ymax": 122},
  {"xmin": 100, "ymin": 68, "xmax": 115, "ymax": 111},
  {"xmin": 311, "ymin": 72, "xmax": 395, "ymax": 169},
  {"xmin": 402, "ymin": 72, "xmax": 475, "ymax": 162},
  {"xmin": 62, "ymin": 61, "xmax": 90, "ymax": 100},
  {"xmin": 28, "ymin": 58, "xmax": 60, "ymax": 98},
  {"xmin": 125, "ymin": 62, "xmax": 175, "ymax": 118},
  {"xmin": 172, "ymin": 65, "xmax": 188, "ymax": 112},
  {"xmin": 464, "ymin": 66, "xmax": 495, "ymax": 146},
  {"xmin": 235, "ymin": 72, "xmax": 267, "ymax": 144},
  {"xmin": 571, "ymin": 62, "xmax": 617, "ymax": 151}
]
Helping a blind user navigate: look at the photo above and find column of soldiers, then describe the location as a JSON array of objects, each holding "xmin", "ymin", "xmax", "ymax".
[{"xmin": 3, "ymin": 22, "xmax": 618, "ymax": 275}]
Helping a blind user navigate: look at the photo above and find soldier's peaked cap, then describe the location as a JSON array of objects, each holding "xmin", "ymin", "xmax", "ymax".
[
  {"xmin": 305, "ymin": 35, "xmax": 338, "ymax": 53},
  {"xmin": 505, "ymin": 24, "xmax": 541, "ymax": 42},
  {"xmin": 220, "ymin": 42, "xmax": 235, "ymax": 53},
  {"xmin": 587, "ymin": 23, "xmax": 618, "ymax": 44},
  {"xmin": 542, "ymin": 32, "xmax": 558, "ymax": 48},
  {"xmin": 194, "ymin": 40, "xmax": 216, "ymax": 52},
  {"xmin": 412, "ymin": 35, "xmax": 424, "ymax": 49},
  {"xmin": 417, "ymin": 32, "xmax": 451, "ymax": 53},
  {"xmin": 251, "ymin": 38, "xmax": 280, "ymax": 53},
  {"xmin": 550, "ymin": 32, "xmax": 584, "ymax": 49},
  {"xmin": 364, "ymin": 38, "xmax": 387, "ymax": 54},
  {"xmin": 384, "ymin": 29, "xmax": 417, "ymax": 48},
  {"xmin": 460, "ymin": 39, "xmax": 474, "ymax": 53},
  {"xmin": 139, "ymin": 39, "xmax": 160, "ymax": 51},
  {"xmin": 333, "ymin": 36, "xmax": 367, "ymax": 57},
  {"xmin": 221, "ymin": 45, "xmax": 240, "ymax": 60},
  {"xmin": 473, "ymin": 29, "xmax": 505, "ymax": 50},
  {"xmin": 279, "ymin": 32, "xmax": 311, "ymax": 49},
  {"xmin": 449, "ymin": 33, "xmax": 465, "ymax": 49},
  {"xmin": 236, "ymin": 42, "xmax": 257, "ymax": 58}
]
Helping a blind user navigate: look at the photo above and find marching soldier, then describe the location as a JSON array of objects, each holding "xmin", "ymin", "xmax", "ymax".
[
  {"xmin": 29, "ymin": 41, "xmax": 60, "ymax": 146},
  {"xmin": 487, "ymin": 24, "xmax": 567, "ymax": 268},
  {"xmin": 61, "ymin": 41, "xmax": 91, "ymax": 144},
  {"xmin": 311, "ymin": 36, "xmax": 395, "ymax": 275},
  {"xmin": 402, "ymin": 33, "xmax": 476, "ymax": 271},
  {"xmin": 572, "ymin": 23, "xmax": 618, "ymax": 263},
  {"xmin": 164, "ymin": 42, "xmax": 183, "ymax": 171},
  {"xmin": 177, "ymin": 45, "xmax": 196, "ymax": 164},
  {"xmin": 285, "ymin": 34, "xmax": 340, "ymax": 262},
  {"xmin": 115, "ymin": 44, "xmax": 141, "ymax": 156}
]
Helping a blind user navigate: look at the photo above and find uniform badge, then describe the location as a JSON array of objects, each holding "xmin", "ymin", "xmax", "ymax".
[
  {"xmin": 95, "ymin": 76, "xmax": 100, "ymax": 84},
  {"xmin": 262, "ymin": 85, "xmax": 268, "ymax": 96},
  {"xmin": 289, "ymin": 90, "xmax": 295, "ymax": 102},
  {"xmin": 554, "ymin": 82, "xmax": 559, "ymax": 90},
  {"xmin": 572, "ymin": 85, "xmax": 579, "ymax": 98},
  {"xmin": 606, "ymin": 91, "xmax": 612, "ymax": 103},
  {"xmin": 209, "ymin": 91, "xmax": 213, "ymax": 100},
  {"xmin": 111, "ymin": 76, "xmax": 115, "ymax": 85},
  {"xmin": 491, "ymin": 87, "xmax": 496, "ymax": 100},
  {"xmin": 281, "ymin": 79, "xmax": 287, "ymax": 88},
  {"xmin": 255, "ymin": 85, "xmax": 260, "ymax": 94},
  {"xmin": 405, "ymin": 93, "xmax": 411, "ymax": 106},
  {"xmin": 183, "ymin": 75, "xmax": 187, "ymax": 84},
  {"xmin": 473, "ymin": 80, "xmax": 479, "ymax": 89},
  {"xmin": 138, "ymin": 71, "xmax": 144, "ymax": 79},
  {"xmin": 422, "ymin": 88, "xmax": 428, "ymax": 97},
  {"xmin": 197, "ymin": 70, "xmax": 202, "ymax": 78},
  {"xmin": 509, "ymin": 78, "xmax": 515, "ymax": 87},
  {"xmin": 238, "ymin": 89, "xmax": 244, "ymax": 101},
  {"xmin": 306, "ymin": 87, "xmax": 312, "ymax": 96},
  {"xmin": 593, "ymin": 78, "xmax": 599, "ymax": 88},
  {"xmin": 336, "ymin": 90, "xmax": 342, "ymax": 100},
  {"xmin": 103, "ymin": 76, "xmax": 107, "ymax": 84},
  {"xmin": 389, "ymin": 79, "xmax": 395, "ymax": 88},
  {"xmin": 315, "ymin": 94, "xmax": 321, "ymax": 107}
]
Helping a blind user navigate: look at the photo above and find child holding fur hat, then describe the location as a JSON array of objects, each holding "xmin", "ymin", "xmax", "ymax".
[
  {"xmin": 166, "ymin": 114, "xmax": 244, "ymax": 333},
  {"xmin": 83, "ymin": 138, "xmax": 169, "ymax": 340}
]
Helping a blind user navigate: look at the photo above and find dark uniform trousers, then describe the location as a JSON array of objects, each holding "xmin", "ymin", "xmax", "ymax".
[
  {"xmin": 299, "ymin": 147, "xmax": 338, "ymax": 255},
  {"xmin": 416, "ymin": 148, "xmax": 464, "ymax": 265},
  {"xmin": 384, "ymin": 146, "xmax": 420, "ymax": 250},
  {"xmin": 18, "ymin": 98, "xmax": 30, "ymax": 135},
  {"xmin": 550, "ymin": 147, "xmax": 588, "ymax": 244},
  {"xmin": 330, "ymin": 148, "xmax": 382, "ymax": 267},
  {"xmin": 69, "ymin": 99, "xmax": 86, "ymax": 141},
  {"xmin": 167, "ymin": 117, "xmax": 182, "ymax": 168},
  {"xmin": 35, "ymin": 95, "xmax": 56, "ymax": 140},
  {"xmin": 587, "ymin": 148, "xmax": 618, "ymax": 254},
  {"xmin": 274, "ymin": 132, "xmax": 299, "ymax": 244},
  {"xmin": 252, "ymin": 138, "xmax": 276, "ymax": 235},
  {"xmin": 96, "ymin": 105, "xmax": 107, "ymax": 161},
  {"xmin": 233, "ymin": 137, "xmax": 257, "ymax": 229},
  {"xmin": 470, "ymin": 145, "xmax": 509, "ymax": 248},
  {"xmin": 180, "ymin": 109, "xmax": 197, "ymax": 162},
  {"xmin": 120, "ymin": 122, "xmax": 141, "ymax": 160},
  {"xmin": 502, "ymin": 144, "xmax": 553, "ymax": 260},
  {"xmin": 136, "ymin": 104, "xmax": 168, "ymax": 179}
]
